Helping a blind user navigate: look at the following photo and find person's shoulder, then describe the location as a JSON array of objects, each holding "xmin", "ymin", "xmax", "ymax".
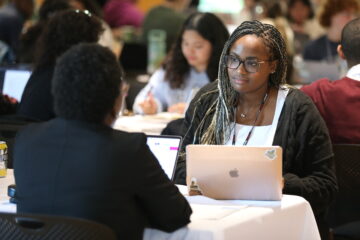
[
  {"xmin": 146, "ymin": 5, "xmax": 168, "ymax": 16},
  {"xmin": 302, "ymin": 35, "xmax": 326, "ymax": 58},
  {"xmin": 306, "ymin": 35, "xmax": 327, "ymax": 47},
  {"xmin": 111, "ymin": 129, "xmax": 147, "ymax": 148},
  {"xmin": 286, "ymin": 86, "xmax": 314, "ymax": 105},
  {"xmin": 16, "ymin": 119, "xmax": 56, "ymax": 142},
  {"xmin": 301, "ymin": 78, "xmax": 331, "ymax": 90},
  {"xmin": 195, "ymin": 81, "xmax": 218, "ymax": 99},
  {"xmin": 149, "ymin": 67, "xmax": 166, "ymax": 83},
  {"xmin": 301, "ymin": 77, "xmax": 340, "ymax": 96}
]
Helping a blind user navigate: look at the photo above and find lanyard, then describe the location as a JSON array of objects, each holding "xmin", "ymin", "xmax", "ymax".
[{"xmin": 232, "ymin": 91, "xmax": 269, "ymax": 146}]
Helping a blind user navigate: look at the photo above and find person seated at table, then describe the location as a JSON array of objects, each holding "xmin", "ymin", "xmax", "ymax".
[
  {"xmin": 302, "ymin": 0, "xmax": 358, "ymax": 62},
  {"xmin": 17, "ymin": 9, "xmax": 103, "ymax": 121},
  {"xmin": 175, "ymin": 20, "xmax": 337, "ymax": 240},
  {"xmin": 301, "ymin": 17, "xmax": 360, "ymax": 144},
  {"xmin": 17, "ymin": 0, "xmax": 72, "ymax": 64},
  {"xmin": 14, "ymin": 43, "xmax": 192, "ymax": 240},
  {"xmin": 133, "ymin": 12, "xmax": 229, "ymax": 115}
]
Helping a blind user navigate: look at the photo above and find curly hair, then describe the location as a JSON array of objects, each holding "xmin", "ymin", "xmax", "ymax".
[
  {"xmin": 35, "ymin": 9, "xmax": 103, "ymax": 68},
  {"xmin": 52, "ymin": 43, "xmax": 123, "ymax": 123},
  {"xmin": 194, "ymin": 20, "xmax": 288, "ymax": 144},
  {"xmin": 164, "ymin": 12, "xmax": 229, "ymax": 89},
  {"xmin": 319, "ymin": 0, "xmax": 359, "ymax": 28}
]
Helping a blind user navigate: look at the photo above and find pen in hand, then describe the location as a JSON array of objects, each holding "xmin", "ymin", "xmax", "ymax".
[{"xmin": 139, "ymin": 86, "xmax": 157, "ymax": 114}]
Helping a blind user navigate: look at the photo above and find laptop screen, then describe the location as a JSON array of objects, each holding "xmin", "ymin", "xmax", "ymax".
[
  {"xmin": 0, "ymin": 66, "xmax": 32, "ymax": 101},
  {"xmin": 146, "ymin": 135, "xmax": 181, "ymax": 180}
]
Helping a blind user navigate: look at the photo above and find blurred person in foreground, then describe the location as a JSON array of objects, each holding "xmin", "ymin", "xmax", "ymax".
[
  {"xmin": 302, "ymin": 17, "xmax": 360, "ymax": 144},
  {"xmin": 14, "ymin": 43, "xmax": 192, "ymax": 240},
  {"xmin": 175, "ymin": 20, "xmax": 337, "ymax": 240}
]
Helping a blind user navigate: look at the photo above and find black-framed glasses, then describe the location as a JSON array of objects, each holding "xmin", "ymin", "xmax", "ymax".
[{"xmin": 224, "ymin": 55, "xmax": 270, "ymax": 73}]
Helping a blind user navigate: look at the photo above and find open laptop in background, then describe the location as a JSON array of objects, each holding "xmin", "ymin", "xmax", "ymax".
[
  {"xmin": 146, "ymin": 135, "xmax": 181, "ymax": 181},
  {"xmin": 0, "ymin": 65, "xmax": 32, "ymax": 102},
  {"xmin": 186, "ymin": 145, "xmax": 283, "ymax": 201}
]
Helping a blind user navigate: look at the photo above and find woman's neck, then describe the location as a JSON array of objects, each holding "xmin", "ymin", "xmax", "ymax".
[
  {"xmin": 193, "ymin": 64, "xmax": 207, "ymax": 73},
  {"xmin": 237, "ymin": 85, "xmax": 269, "ymax": 108}
]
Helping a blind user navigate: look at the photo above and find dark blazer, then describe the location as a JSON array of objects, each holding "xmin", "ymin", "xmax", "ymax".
[
  {"xmin": 17, "ymin": 65, "xmax": 56, "ymax": 121},
  {"xmin": 14, "ymin": 118, "xmax": 192, "ymax": 240}
]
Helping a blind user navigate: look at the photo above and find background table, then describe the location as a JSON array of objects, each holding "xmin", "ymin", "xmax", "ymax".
[
  {"xmin": 113, "ymin": 112, "xmax": 183, "ymax": 135},
  {"xmin": 0, "ymin": 170, "xmax": 320, "ymax": 240}
]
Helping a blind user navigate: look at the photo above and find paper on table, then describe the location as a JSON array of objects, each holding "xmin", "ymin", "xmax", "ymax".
[
  {"xmin": 190, "ymin": 203, "xmax": 247, "ymax": 220},
  {"xmin": 185, "ymin": 195, "xmax": 247, "ymax": 220}
]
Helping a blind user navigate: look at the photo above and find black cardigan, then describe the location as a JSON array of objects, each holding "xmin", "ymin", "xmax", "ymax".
[{"xmin": 175, "ymin": 81, "xmax": 337, "ymax": 216}]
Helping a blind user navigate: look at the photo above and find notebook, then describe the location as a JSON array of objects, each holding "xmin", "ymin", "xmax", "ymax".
[
  {"xmin": 146, "ymin": 135, "xmax": 181, "ymax": 180},
  {"xmin": 0, "ymin": 65, "xmax": 32, "ymax": 101},
  {"xmin": 186, "ymin": 145, "xmax": 283, "ymax": 200}
]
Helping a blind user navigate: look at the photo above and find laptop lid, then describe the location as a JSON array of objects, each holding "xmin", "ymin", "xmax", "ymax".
[
  {"xmin": 186, "ymin": 145, "xmax": 283, "ymax": 200},
  {"xmin": 0, "ymin": 65, "xmax": 32, "ymax": 101},
  {"xmin": 146, "ymin": 135, "xmax": 181, "ymax": 181}
]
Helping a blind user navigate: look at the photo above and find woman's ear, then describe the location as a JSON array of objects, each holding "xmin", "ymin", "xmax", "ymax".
[
  {"xmin": 270, "ymin": 60, "xmax": 278, "ymax": 74},
  {"xmin": 337, "ymin": 44, "xmax": 346, "ymax": 60}
]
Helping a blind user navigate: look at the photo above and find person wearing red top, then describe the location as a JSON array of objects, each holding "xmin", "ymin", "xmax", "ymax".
[
  {"xmin": 301, "ymin": 17, "xmax": 360, "ymax": 144},
  {"xmin": 103, "ymin": 0, "xmax": 144, "ymax": 28}
]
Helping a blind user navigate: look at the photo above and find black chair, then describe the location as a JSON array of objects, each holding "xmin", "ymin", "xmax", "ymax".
[
  {"xmin": 0, "ymin": 212, "xmax": 117, "ymax": 240},
  {"xmin": 328, "ymin": 144, "xmax": 360, "ymax": 240},
  {"xmin": 0, "ymin": 114, "xmax": 36, "ymax": 168}
]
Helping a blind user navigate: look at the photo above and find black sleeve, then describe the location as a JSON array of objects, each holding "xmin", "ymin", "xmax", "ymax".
[
  {"xmin": 134, "ymin": 134, "xmax": 192, "ymax": 232},
  {"xmin": 282, "ymin": 93, "xmax": 337, "ymax": 215}
]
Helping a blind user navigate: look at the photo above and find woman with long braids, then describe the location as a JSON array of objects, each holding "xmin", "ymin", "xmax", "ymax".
[{"xmin": 175, "ymin": 20, "xmax": 337, "ymax": 240}]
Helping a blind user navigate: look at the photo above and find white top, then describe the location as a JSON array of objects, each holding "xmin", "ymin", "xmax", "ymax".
[
  {"xmin": 133, "ymin": 67, "xmax": 209, "ymax": 114},
  {"xmin": 226, "ymin": 86, "xmax": 289, "ymax": 146},
  {"xmin": 346, "ymin": 63, "xmax": 360, "ymax": 81}
]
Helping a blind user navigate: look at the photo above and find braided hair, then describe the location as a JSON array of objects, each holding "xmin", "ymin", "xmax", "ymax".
[{"xmin": 195, "ymin": 20, "xmax": 288, "ymax": 145}]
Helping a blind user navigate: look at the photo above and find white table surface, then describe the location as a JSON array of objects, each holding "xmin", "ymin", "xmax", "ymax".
[
  {"xmin": 113, "ymin": 112, "xmax": 183, "ymax": 135},
  {"xmin": 0, "ymin": 170, "xmax": 320, "ymax": 240}
]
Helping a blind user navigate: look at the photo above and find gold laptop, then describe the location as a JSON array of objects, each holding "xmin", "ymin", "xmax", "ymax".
[{"xmin": 186, "ymin": 145, "xmax": 283, "ymax": 201}]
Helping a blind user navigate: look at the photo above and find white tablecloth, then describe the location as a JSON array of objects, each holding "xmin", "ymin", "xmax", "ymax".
[
  {"xmin": 0, "ymin": 170, "xmax": 320, "ymax": 240},
  {"xmin": 113, "ymin": 112, "xmax": 183, "ymax": 135}
]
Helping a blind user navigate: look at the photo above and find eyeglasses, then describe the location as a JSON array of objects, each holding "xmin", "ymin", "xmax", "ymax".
[{"xmin": 224, "ymin": 55, "xmax": 270, "ymax": 73}]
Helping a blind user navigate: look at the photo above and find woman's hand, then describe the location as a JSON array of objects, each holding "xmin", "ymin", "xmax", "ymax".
[
  {"xmin": 139, "ymin": 92, "xmax": 158, "ymax": 115},
  {"xmin": 168, "ymin": 102, "xmax": 186, "ymax": 114}
]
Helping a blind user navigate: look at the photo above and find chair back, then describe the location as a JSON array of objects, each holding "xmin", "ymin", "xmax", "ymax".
[
  {"xmin": 0, "ymin": 212, "xmax": 117, "ymax": 240},
  {"xmin": 328, "ymin": 144, "xmax": 360, "ymax": 227}
]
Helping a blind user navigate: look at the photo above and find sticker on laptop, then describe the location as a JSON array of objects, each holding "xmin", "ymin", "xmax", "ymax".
[{"xmin": 264, "ymin": 149, "xmax": 277, "ymax": 160}]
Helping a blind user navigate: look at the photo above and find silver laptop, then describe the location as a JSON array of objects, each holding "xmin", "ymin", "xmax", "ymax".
[
  {"xmin": 146, "ymin": 135, "xmax": 181, "ymax": 181},
  {"xmin": 186, "ymin": 145, "xmax": 283, "ymax": 200},
  {"xmin": 0, "ymin": 66, "xmax": 32, "ymax": 101}
]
